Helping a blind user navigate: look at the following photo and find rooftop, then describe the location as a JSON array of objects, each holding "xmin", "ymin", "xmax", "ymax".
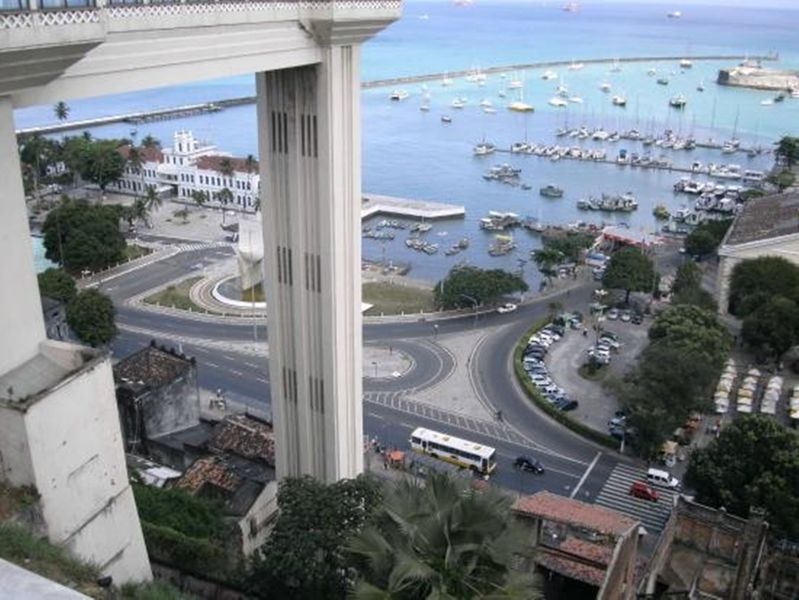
[
  {"xmin": 195, "ymin": 154, "xmax": 258, "ymax": 175},
  {"xmin": 113, "ymin": 343, "xmax": 193, "ymax": 392},
  {"xmin": 512, "ymin": 491, "xmax": 639, "ymax": 538},
  {"xmin": 118, "ymin": 144, "xmax": 164, "ymax": 164},
  {"xmin": 209, "ymin": 413, "xmax": 275, "ymax": 467},
  {"xmin": 535, "ymin": 548, "xmax": 607, "ymax": 587},
  {"xmin": 724, "ymin": 191, "xmax": 799, "ymax": 246}
]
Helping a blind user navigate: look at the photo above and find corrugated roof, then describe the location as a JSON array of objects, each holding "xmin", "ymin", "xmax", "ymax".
[
  {"xmin": 725, "ymin": 191, "xmax": 799, "ymax": 246},
  {"xmin": 512, "ymin": 491, "xmax": 639, "ymax": 537}
]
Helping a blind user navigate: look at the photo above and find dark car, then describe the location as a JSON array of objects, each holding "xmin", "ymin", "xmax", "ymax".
[
  {"xmin": 631, "ymin": 314, "xmax": 643, "ymax": 325},
  {"xmin": 514, "ymin": 456, "xmax": 545, "ymax": 474},
  {"xmin": 556, "ymin": 399, "xmax": 579, "ymax": 411},
  {"xmin": 524, "ymin": 347, "xmax": 547, "ymax": 358}
]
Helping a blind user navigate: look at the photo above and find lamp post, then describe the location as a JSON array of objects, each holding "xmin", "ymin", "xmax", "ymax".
[
  {"xmin": 458, "ymin": 293, "xmax": 479, "ymax": 329},
  {"xmin": 372, "ymin": 360, "xmax": 378, "ymax": 378}
]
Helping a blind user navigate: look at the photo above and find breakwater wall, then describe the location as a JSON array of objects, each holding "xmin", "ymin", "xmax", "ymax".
[{"xmin": 16, "ymin": 54, "xmax": 775, "ymax": 136}]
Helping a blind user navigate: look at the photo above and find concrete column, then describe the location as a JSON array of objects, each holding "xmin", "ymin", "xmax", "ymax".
[
  {"xmin": 0, "ymin": 97, "xmax": 46, "ymax": 375},
  {"xmin": 255, "ymin": 43, "xmax": 363, "ymax": 483}
]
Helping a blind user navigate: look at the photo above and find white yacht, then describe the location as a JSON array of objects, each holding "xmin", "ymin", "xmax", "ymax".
[
  {"xmin": 541, "ymin": 70, "xmax": 558, "ymax": 80},
  {"xmin": 548, "ymin": 97, "xmax": 568, "ymax": 108},
  {"xmin": 610, "ymin": 59, "xmax": 622, "ymax": 73},
  {"xmin": 498, "ymin": 90, "xmax": 507, "ymax": 98},
  {"xmin": 473, "ymin": 142, "xmax": 496, "ymax": 156},
  {"xmin": 483, "ymin": 107, "xmax": 497, "ymax": 114},
  {"xmin": 600, "ymin": 82, "xmax": 612, "ymax": 93},
  {"xmin": 697, "ymin": 80, "xmax": 705, "ymax": 92},
  {"xmin": 680, "ymin": 58, "xmax": 693, "ymax": 69},
  {"xmin": 667, "ymin": 10, "xmax": 682, "ymax": 18},
  {"xmin": 507, "ymin": 75, "xmax": 523, "ymax": 89},
  {"xmin": 556, "ymin": 84, "xmax": 569, "ymax": 98},
  {"xmin": 441, "ymin": 73, "xmax": 453, "ymax": 87},
  {"xmin": 390, "ymin": 89, "xmax": 410, "ymax": 101},
  {"xmin": 508, "ymin": 100, "xmax": 535, "ymax": 112},
  {"xmin": 612, "ymin": 94, "xmax": 627, "ymax": 107},
  {"xmin": 451, "ymin": 98, "xmax": 466, "ymax": 109},
  {"xmin": 569, "ymin": 96, "xmax": 584, "ymax": 104},
  {"xmin": 479, "ymin": 99, "xmax": 493, "ymax": 108},
  {"xmin": 568, "ymin": 60, "xmax": 584, "ymax": 71},
  {"xmin": 647, "ymin": 68, "xmax": 657, "ymax": 76}
]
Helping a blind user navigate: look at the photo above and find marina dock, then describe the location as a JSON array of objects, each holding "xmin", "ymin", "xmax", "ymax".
[
  {"xmin": 362, "ymin": 194, "xmax": 465, "ymax": 220},
  {"xmin": 15, "ymin": 54, "xmax": 776, "ymax": 136}
]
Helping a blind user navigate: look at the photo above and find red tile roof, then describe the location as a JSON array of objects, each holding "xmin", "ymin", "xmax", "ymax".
[
  {"xmin": 176, "ymin": 456, "xmax": 241, "ymax": 495},
  {"xmin": 536, "ymin": 549, "xmax": 607, "ymax": 587},
  {"xmin": 512, "ymin": 491, "xmax": 639, "ymax": 537},
  {"xmin": 118, "ymin": 144, "xmax": 164, "ymax": 164},
  {"xmin": 195, "ymin": 154, "xmax": 258, "ymax": 175},
  {"xmin": 209, "ymin": 414, "xmax": 275, "ymax": 467},
  {"xmin": 557, "ymin": 537, "xmax": 615, "ymax": 566}
]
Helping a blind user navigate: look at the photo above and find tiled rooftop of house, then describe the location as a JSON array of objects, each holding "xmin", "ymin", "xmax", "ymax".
[
  {"xmin": 209, "ymin": 414, "xmax": 275, "ymax": 467},
  {"xmin": 113, "ymin": 344, "xmax": 193, "ymax": 390},
  {"xmin": 118, "ymin": 144, "xmax": 164, "ymax": 164},
  {"xmin": 535, "ymin": 549, "xmax": 607, "ymax": 587},
  {"xmin": 195, "ymin": 154, "xmax": 258, "ymax": 174},
  {"xmin": 512, "ymin": 491, "xmax": 639, "ymax": 537},
  {"xmin": 725, "ymin": 190, "xmax": 799, "ymax": 245}
]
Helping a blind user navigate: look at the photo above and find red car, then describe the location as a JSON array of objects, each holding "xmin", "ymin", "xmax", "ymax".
[{"xmin": 629, "ymin": 481, "xmax": 659, "ymax": 502}]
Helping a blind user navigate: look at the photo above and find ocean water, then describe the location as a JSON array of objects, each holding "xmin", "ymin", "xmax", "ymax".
[{"xmin": 15, "ymin": 1, "xmax": 799, "ymax": 285}]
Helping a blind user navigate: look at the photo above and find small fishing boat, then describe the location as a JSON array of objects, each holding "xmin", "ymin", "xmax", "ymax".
[
  {"xmin": 473, "ymin": 141, "xmax": 496, "ymax": 156},
  {"xmin": 539, "ymin": 184, "xmax": 564, "ymax": 198},
  {"xmin": 441, "ymin": 114, "xmax": 452, "ymax": 123},
  {"xmin": 390, "ymin": 89, "xmax": 409, "ymax": 101},
  {"xmin": 612, "ymin": 95, "xmax": 627, "ymax": 107},
  {"xmin": 669, "ymin": 95, "xmax": 687, "ymax": 109},
  {"xmin": 548, "ymin": 97, "xmax": 568, "ymax": 108},
  {"xmin": 600, "ymin": 82, "xmax": 612, "ymax": 93},
  {"xmin": 657, "ymin": 77, "xmax": 669, "ymax": 86}
]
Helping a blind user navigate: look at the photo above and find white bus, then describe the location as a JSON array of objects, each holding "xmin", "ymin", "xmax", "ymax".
[{"xmin": 409, "ymin": 427, "xmax": 497, "ymax": 475}]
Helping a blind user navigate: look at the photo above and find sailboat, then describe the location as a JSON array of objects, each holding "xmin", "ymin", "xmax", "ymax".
[
  {"xmin": 508, "ymin": 84, "xmax": 534, "ymax": 112},
  {"xmin": 441, "ymin": 72, "xmax": 453, "ymax": 87},
  {"xmin": 697, "ymin": 80, "xmax": 705, "ymax": 92},
  {"xmin": 420, "ymin": 89, "xmax": 431, "ymax": 112},
  {"xmin": 507, "ymin": 72, "xmax": 523, "ymax": 89},
  {"xmin": 568, "ymin": 59, "xmax": 584, "ymax": 71},
  {"xmin": 610, "ymin": 59, "xmax": 622, "ymax": 73}
]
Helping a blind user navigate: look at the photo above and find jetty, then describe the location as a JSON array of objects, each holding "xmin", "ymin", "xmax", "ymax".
[
  {"xmin": 361, "ymin": 194, "xmax": 465, "ymax": 220},
  {"xmin": 15, "ymin": 54, "xmax": 776, "ymax": 136}
]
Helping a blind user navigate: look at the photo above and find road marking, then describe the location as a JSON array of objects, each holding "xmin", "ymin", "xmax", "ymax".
[
  {"xmin": 206, "ymin": 361, "xmax": 221, "ymax": 368},
  {"xmin": 570, "ymin": 451, "xmax": 601, "ymax": 498}
]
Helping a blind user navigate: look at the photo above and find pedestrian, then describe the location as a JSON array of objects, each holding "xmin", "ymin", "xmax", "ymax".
[{"xmin": 583, "ymin": 329, "xmax": 588, "ymax": 337}]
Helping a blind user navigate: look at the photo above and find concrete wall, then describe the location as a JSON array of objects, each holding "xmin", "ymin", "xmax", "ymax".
[
  {"xmin": 0, "ymin": 404, "xmax": 34, "ymax": 487},
  {"xmin": 23, "ymin": 354, "xmax": 152, "ymax": 583},
  {"xmin": 237, "ymin": 480, "xmax": 278, "ymax": 557},
  {"xmin": 598, "ymin": 531, "xmax": 638, "ymax": 600},
  {"xmin": 141, "ymin": 366, "xmax": 200, "ymax": 441}
]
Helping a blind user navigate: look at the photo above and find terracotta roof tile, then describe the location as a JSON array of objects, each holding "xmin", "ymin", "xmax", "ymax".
[
  {"xmin": 113, "ymin": 345, "xmax": 191, "ymax": 390},
  {"xmin": 555, "ymin": 537, "xmax": 615, "ymax": 566},
  {"xmin": 195, "ymin": 154, "xmax": 258, "ymax": 174},
  {"xmin": 209, "ymin": 414, "xmax": 275, "ymax": 467},
  {"xmin": 725, "ymin": 190, "xmax": 799, "ymax": 245},
  {"xmin": 118, "ymin": 144, "xmax": 164, "ymax": 164},
  {"xmin": 512, "ymin": 491, "xmax": 639, "ymax": 537},
  {"xmin": 176, "ymin": 456, "xmax": 241, "ymax": 495},
  {"xmin": 536, "ymin": 548, "xmax": 607, "ymax": 587}
]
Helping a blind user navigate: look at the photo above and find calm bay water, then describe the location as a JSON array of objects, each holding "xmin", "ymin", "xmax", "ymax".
[{"xmin": 16, "ymin": 1, "xmax": 799, "ymax": 285}]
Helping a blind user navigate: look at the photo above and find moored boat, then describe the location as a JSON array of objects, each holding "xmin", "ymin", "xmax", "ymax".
[{"xmin": 540, "ymin": 184, "xmax": 564, "ymax": 198}]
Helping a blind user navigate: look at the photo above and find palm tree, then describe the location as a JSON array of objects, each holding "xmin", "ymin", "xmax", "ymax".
[
  {"xmin": 217, "ymin": 186, "xmax": 234, "ymax": 224},
  {"xmin": 532, "ymin": 247, "xmax": 564, "ymax": 284},
  {"xmin": 143, "ymin": 185, "xmax": 162, "ymax": 226},
  {"xmin": 244, "ymin": 154, "xmax": 257, "ymax": 211},
  {"xmin": 140, "ymin": 134, "xmax": 160, "ymax": 149},
  {"xmin": 53, "ymin": 101, "xmax": 70, "ymax": 122},
  {"xmin": 347, "ymin": 474, "xmax": 541, "ymax": 599},
  {"xmin": 191, "ymin": 189, "xmax": 209, "ymax": 212},
  {"xmin": 126, "ymin": 146, "xmax": 146, "ymax": 196}
]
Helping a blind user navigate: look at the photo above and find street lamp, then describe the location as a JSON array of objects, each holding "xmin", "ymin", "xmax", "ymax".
[
  {"xmin": 432, "ymin": 323, "xmax": 439, "ymax": 339},
  {"xmin": 458, "ymin": 294, "xmax": 479, "ymax": 329},
  {"xmin": 371, "ymin": 360, "xmax": 378, "ymax": 378}
]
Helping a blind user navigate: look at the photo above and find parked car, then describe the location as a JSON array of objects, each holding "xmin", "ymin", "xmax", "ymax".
[
  {"xmin": 556, "ymin": 399, "xmax": 579, "ymax": 411},
  {"xmin": 620, "ymin": 310, "xmax": 632, "ymax": 322},
  {"xmin": 497, "ymin": 303, "xmax": 518, "ymax": 314},
  {"xmin": 514, "ymin": 456, "xmax": 545, "ymax": 474},
  {"xmin": 607, "ymin": 308, "xmax": 619, "ymax": 320},
  {"xmin": 600, "ymin": 336, "xmax": 621, "ymax": 350},
  {"xmin": 601, "ymin": 331, "xmax": 619, "ymax": 341},
  {"xmin": 629, "ymin": 481, "xmax": 659, "ymax": 502},
  {"xmin": 631, "ymin": 313, "xmax": 643, "ymax": 325}
]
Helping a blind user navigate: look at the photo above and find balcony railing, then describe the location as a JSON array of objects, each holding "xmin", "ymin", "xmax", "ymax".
[{"xmin": 1, "ymin": 0, "xmax": 400, "ymax": 28}]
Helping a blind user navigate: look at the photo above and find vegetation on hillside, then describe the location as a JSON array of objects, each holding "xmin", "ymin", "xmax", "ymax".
[
  {"xmin": 434, "ymin": 266, "xmax": 528, "ymax": 310},
  {"xmin": 601, "ymin": 247, "xmax": 655, "ymax": 304}
]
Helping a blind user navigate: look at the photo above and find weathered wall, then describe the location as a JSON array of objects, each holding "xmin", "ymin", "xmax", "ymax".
[
  {"xmin": 0, "ymin": 404, "xmax": 34, "ymax": 487},
  {"xmin": 237, "ymin": 481, "xmax": 278, "ymax": 557}
]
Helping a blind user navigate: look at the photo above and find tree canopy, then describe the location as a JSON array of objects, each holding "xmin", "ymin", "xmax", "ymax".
[
  {"xmin": 669, "ymin": 262, "xmax": 717, "ymax": 311},
  {"xmin": 347, "ymin": 473, "xmax": 540, "ymax": 600},
  {"xmin": 434, "ymin": 266, "xmax": 528, "ymax": 310},
  {"xmin": 531, "ymin": 247, "xmax": 564, "ymax": 281},
  {"xmin": 78, "ymin": 139, "xmax": 126, "ymax": 192},
  {"xmin": 742, "ymin": 296, "xmax": 799, "ymax": 359},
  {"xmin": 683, "ymin": 219, "xmax": 733, "ymax": 258},
  {"xmin": 246, "ymin": 475, "xmax": 382, "ymax": 599},
  {"xmin": 649, "ymin": 304, "xmax": 730, "ymax": 370},
  {"xmin": 602, "ymin": 247, "xmax": 655, "ymax": 303},
  {"xmin": 775, "ymin": 136, "xmax": 799, "ymax": 168},
  {"xmin": 685, "ymin": 416, "xmax": 799, "ymax": 539},
  {"xmin": 66, "ymin": 289, "xmax": 117, "ymax": 346},
  {"xmin": 729, "ymin": 256, "xmax": 799, "ymax": 317},
  {"xmin": 540, "ymin": 232, "xmax": 594, "ymax": 262},
  {"xmin": 42, "ymin": 199, "xmax": 126, "ymax": 273},
  {"xmin": 37, "ymin": 268, "xmax": 77, "ymax": 303}
]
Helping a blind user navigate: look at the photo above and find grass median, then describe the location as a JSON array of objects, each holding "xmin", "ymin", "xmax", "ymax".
[
  {"xmin": 363, "ymin": 281, "xmax": 435, "ymax": 316},
  {"xmin": 144, "ymin": 276, "xmax": 204, "ymax": 312},
  {"xmin": 513, "ymin": 320, "xmax": 618, "ymax": 450}
]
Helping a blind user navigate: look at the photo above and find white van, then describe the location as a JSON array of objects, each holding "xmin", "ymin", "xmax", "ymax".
[{"xmin": 647, "ymin": 468, "xmax": 681, "ymax": 490}]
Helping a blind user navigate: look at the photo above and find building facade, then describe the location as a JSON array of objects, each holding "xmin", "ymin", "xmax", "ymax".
[{"xmin": 112, "ymin": 130, "xmax": 261, "ymax": 209}]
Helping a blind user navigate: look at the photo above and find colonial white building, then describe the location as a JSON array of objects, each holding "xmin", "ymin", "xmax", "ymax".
[{"xmin": 112, "ymin": 130, "xmax": 260, "ymax": 209}]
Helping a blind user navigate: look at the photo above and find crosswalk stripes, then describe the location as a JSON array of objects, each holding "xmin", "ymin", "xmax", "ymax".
[
  {"xmin": 174, "ymin": 241, "xmax": 233, "ymax": 253},
  {"xmin": 364, "ymin": 391, "xmax": 530, "ymax": 446},
  {"xmin": 594, "ymin": 463, "xmax": 676, "ymax": 535}
]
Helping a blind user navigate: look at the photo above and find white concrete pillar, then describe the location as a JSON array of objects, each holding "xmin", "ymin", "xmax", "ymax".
[
  {"xmin": 0, "ymin": 97, "xmax": 47, "ymax": 375},
  {"xmin": 255, "ymin": 44, "xmax": 363, "ymax": 483}
]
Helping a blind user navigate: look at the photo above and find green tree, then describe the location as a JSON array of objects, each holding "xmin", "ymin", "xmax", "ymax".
[
  {"xmin": 217, "ymin": 187, "xmax": 234, "ymax": 208},
  {"xmin": 685, "ymin": 416, "xmax": 799, "ymax": 538},
  {"xmin": 347, "ymin": 473, "xmax": 540, "ymax": 599},
  {"xmin": 140, "ymin": 134, "xmax": 160, "ymax": 149},
  {"xmin": 684, "ymin": 229, "xmax": 717, "ymax": 257},
  {"xmin": 53, "ymin": 101, "xmax": 70, "ymax": 122},
  {"xmin": 648, "ymin": 304, "xmax": 730, "ymax": 369},
  {"xmin": 191, "ymin": 189, "xmax": 209, "ymax": 212},
  {"xmin": 434, "ymin": 265, "xmax": 529, "ymax": 309},
  {"xmin": 775, "ymin": 136, "xmax": 799, "ymax": 168},
  {"xmin": 66, "ymin": 289, "xmax": 116, "ymax": 346},
  {"xmin": 126, "ymin": 146, "xmax": 146, "ymax": 195},
  {"xmin": 246, "ymin": 475, "xmax": 382, "ymax": 600},
  {"xmin": 768, "ymin": 169, "xmax": 796, "ymax": 192},
  {"xmin": 144, "ymin": 185, "xmax": 162, "ymax": 217},
  {"xmin": 601, "ymin": 247, "xmax": 655, "ymax": 304},
  {"xmin": 77, "ymin": 139, "xmax": 126, "ymax": 195},
  {"xmin": 531, "ymin": 247, "xmax": 564, "ymax": 282},
  {"xmin": 672, "ymin": 262, "xmax": 702, "ymax": 294},
  {"xmin": 42, "ymin": 199, "xmax": 126, "ymax": 273},
  {"xmin": 729, "ymin": 256, "xmax": 799, "ymax": 316},
  {"xmin": 741, "ymin": 296, "xmax": 799, "ymax": 359},
  {"xmin": 541, "ymin": 232, "xmax": 594, "ymax": 262},
  {"xmin": 37, "ymin": 268, "xmax": 77, "ymax": 303}
]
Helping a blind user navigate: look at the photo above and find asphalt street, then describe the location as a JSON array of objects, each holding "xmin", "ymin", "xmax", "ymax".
[{"xmin": 105, "ymin": 243, "xmax": 644, "ymax": 501}]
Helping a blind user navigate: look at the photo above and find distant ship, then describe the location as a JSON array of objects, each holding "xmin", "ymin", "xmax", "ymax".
[
  {"xmin": 453, "ymin": 0, "xmax": 474, "ymax": 5},
  {"xmin": 667, "ymin": 11, "xmax": 682, "ymax": 18},
  {"xmin": 562, "ymin": 2, "xmax": 579, "ymax": 12}
]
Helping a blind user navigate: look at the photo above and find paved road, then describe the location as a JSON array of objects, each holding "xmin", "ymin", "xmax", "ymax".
[{"xmin": 105, "ymin": 244, "xmax": 652, "ymax": 505}]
